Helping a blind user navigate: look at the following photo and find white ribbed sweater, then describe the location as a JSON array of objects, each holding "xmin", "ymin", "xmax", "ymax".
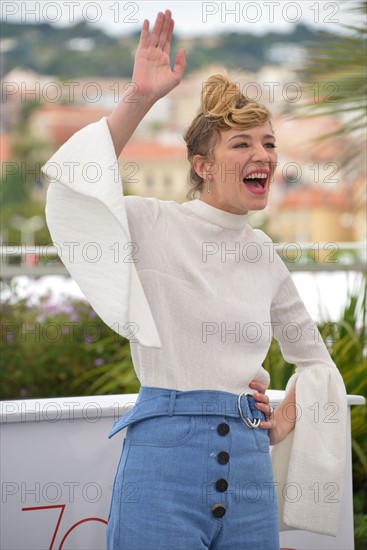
[{"xmin": 43, "ymin": 117, "xmax": 347, "ymax": 537}]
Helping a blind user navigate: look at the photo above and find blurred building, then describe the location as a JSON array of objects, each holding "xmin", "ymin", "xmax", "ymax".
[
  {"xmin": 2, "ymin": 67, "xmax": 365, "ymax": 243},
  {"xmin": 30, "ymin": 104, "xmax": 110, "ymax": 149},
  {"xmin": 268, "ymin": 185, "xmax": 353, "ymax": 243},
  {"xmin": 0, "ymin": 133, "xmax": 10, "ymax": 162},
  {"xmin": 26, "ymin": 102, "xmax": 190, "ymax": 202},
  {"xmin": 350, "ymin": 176, "xmax": 367, "ymax": 242},
  {"xmin": 119, "ymin": 139, "xmax": 189, "ymax": 202},
  {"xmin": 266, "ymin": 114, "xmax": 366, "ymax": 243}
]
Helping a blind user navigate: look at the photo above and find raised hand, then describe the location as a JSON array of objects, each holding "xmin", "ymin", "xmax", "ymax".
[
  {"xmin": 107, "ymin": 10, "xmax": 186, "ymax": 157},
  {"xmin": 132, "ymin": 9, "xmax": 186, "ymax": 102}
]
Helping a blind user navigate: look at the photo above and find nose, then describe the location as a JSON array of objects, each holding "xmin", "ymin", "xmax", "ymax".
[{"xmin": 249, "ymin": 142, "xmax": 271, "ymax": 164}]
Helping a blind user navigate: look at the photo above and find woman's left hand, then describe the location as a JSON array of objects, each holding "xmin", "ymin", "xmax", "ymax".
[
  {"xmin": 249, "ymin": 380, "xmax": 274, "ymax": 429},
  {"xmin": 250, "ymin": 379, "xmax": 297, "ymax": 446}
]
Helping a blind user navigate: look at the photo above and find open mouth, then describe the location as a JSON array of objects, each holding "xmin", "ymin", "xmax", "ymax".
[{"xmin": 242, "ymin": 172, "xmax": 268, "ymax": 191}]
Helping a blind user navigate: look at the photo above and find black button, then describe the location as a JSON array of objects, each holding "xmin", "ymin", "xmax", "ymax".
[
  {"xmin": 217, "ymin": 423, "xmax": 230, "ymax": 436},
  {"xmin": 216, "ymin": 479, "xmax": 228, "ymax": 492},
  {"xmin": 217, "ymin": 451, "xmax": 230, "ymax": 465},
  {"xmin": 212, "ymin": 503, "xmax": 226, "ymax": 518}
]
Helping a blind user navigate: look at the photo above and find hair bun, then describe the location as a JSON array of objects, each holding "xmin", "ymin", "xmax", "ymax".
[
  {"xmin": 184, "ymin": 72, "xmax": 271, "ymax": 200},
  {"xmin": 201, "ymin": 73, "xmax": 239, "ymax": 118}
]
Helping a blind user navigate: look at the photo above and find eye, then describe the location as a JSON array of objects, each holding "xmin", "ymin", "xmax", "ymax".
[
  {"xmin": 233, "ymin": 143, "xmax": 249, "ymax": 148},
  {"xmin": 264, "ymin": 143, "xmax": 277, "ymax": 149}
]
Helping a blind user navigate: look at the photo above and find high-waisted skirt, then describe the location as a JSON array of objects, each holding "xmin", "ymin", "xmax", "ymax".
[{"xmin": 106, "ymin": 386, "xmax": 279, "ymax": 550}]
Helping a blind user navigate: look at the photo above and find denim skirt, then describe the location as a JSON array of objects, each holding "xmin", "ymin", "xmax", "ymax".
[{"xmin": 106, "ymin": 386, "xmax": 279, "ymax": 550}]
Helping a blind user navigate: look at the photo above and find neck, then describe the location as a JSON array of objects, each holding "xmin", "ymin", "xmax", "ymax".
[
  {"xmin": 182, "ymin": 198, "xmax": 248, "ymax": 231},
  {"xmin": 199, "ymin": 195, "xmax": 249, "ymax": 216}
]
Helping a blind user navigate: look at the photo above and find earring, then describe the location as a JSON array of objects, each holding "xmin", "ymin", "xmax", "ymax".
[{"xmin": 205, "ymin": 179, "xmax": 210, "ymax": 193}]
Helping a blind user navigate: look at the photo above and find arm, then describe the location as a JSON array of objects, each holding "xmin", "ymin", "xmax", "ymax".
[
  {"xmin": 41, "ymin": 10, "xmax": 185, "ymax": 348},
  {"xmin": 268, "ymin": 266, "xmax": 347, "ymax": 535},
  {"xmin": 249, "ymin": 378, "xmax": 297, "ymax": 445},
  {"xmin": 264, "ymin": 264, "xmax": 346, "ymax": 446},
  {"xmin": 107, "ymin": 9, "xmax": 186, "ymax": 157},
  {"xmin": 268, "ymin": 380, "xmax": 296, "ymax": 445}
]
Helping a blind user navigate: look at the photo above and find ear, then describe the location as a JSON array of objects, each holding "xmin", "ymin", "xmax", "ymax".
[{"xmin": 193, "ymin": 155, "xmax": 212, "ymax": 180}]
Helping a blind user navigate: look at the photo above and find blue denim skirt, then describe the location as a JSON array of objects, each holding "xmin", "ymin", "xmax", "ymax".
[{"xmin": 107, "ymin": 386, "xmax": 279, "ymax": 550}]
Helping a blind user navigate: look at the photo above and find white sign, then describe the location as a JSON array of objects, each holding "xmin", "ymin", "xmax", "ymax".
[{"xmin": 1, "ymin": 393, "xmax": 363, "ymax": 550}]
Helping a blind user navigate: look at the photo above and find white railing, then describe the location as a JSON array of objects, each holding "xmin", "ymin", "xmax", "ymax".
[{"xmin": 0, "ymin": 243, "xmax": 366, "ymax": 277}]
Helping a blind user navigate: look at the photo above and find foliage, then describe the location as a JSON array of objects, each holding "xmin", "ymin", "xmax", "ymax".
[
  {"xmin": 294, "ymin": 0, "xmax": 367, "ymax": 171},
  {"xmin": 298, "ymin": 1, "xmax": 366, "ymax": 133},
  {"xmin": 0, "ymin": 285, "xmax": 137, "ymax": 399},
  {"xmin": 1, "ymin": 199, "xmax": 51, "ymax": 245},
  {"xmin": 2, "ymin": 20, "xmax": 334, "ymax": 77},
  {"xmin": 0, "ymin": 168, "xmax": 29, "ymax": 206},
  {"xmin": 1, "ymin": 101, "xmax": 52, "ymax": 209},
  {"xmin": 354, "ymin": 490, "xmax": 367, "ymax": 550}
]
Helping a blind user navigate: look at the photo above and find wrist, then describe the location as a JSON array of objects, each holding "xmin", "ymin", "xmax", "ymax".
[
  {"xmin": 272, "ymin": 405, "xmax": 295, "ymax": 444},
  {"xmin": 128, "ymin": 77, "xmax": 163, "ymax": 107},
  {"xmin": 112, "ymin": 89, "xmax": 156, "ymax": 118},
  {"xmin": 107, "ymin": 88, "xmax": 157, "ymax": 157}
]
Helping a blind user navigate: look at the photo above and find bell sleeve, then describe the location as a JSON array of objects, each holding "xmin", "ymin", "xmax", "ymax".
[
  {"xmin": 269, "ymin": 263, "xmax": 347, "ymax": 536},
  {"xmin": 42, "ymin": 117, "xmax": 162, "ymax": 348}
]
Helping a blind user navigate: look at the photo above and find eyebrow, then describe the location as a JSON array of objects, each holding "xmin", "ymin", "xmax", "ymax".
[{"xmin": 227, "ymin": 133, "xmax": 276, "ymax": 142}]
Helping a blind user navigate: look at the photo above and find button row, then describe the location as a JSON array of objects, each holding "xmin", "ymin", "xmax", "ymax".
[{"xmin": 212, "ymin": 424, "xmax": 230, "ymax": 518}]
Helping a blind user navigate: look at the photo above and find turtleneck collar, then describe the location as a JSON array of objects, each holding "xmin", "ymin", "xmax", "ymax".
[{"xmin": 182, "ymin": 199, "xmax": 248, "ymax": 230}]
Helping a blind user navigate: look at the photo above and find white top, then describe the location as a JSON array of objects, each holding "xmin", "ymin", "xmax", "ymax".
[{"xmin": 43, "ymin": 117, "xmax": 347, "ymax": 537}]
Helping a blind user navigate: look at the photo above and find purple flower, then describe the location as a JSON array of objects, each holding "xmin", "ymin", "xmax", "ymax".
[
  {"xmin": 61, "ymin": 304, "xmax": 74, "ymax": 315},
  {"xmin": 53, "ymin": 305, "xmax": 61, "ymax": 315},
  {"xmin": 94, "ymin": 358, "xmax": 104, "ymax": 367},
  {"xmin": 36, "ymin": 313, "xmax": 46, "ymax": 323},
  {"xmin": 20, "ymin": 388, "xmax": 28, "ymax": 397}
]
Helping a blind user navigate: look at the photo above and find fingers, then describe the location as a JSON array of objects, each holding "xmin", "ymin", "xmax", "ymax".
[
  {"xmin": 259, "ymin": 402, "xmax": 275, "ymax": 430},
  {"xmin": 149, "ymin": 10, "xmax": 172, "ymax": 49},
  {"xmin": 250, "ymin": 385, "xmax": 273, "ymax": 420},
  {"xmin": 255, "ymin": 399, "xmax": 274, "ymax": 418},
  {"xmin": 139, "ymin": 19, "xmax": 149, "ymax": 48},
  {"xmin": 260, "ymin": 417, "xmax": 275, "ymax": 430},
  {"xmin": 173, "ymin": 48, "xmax": 186, "ymax": 79},
  {"xmin": 158, "ymin": 10, "xmax": 173, "ymax": 50},
  {"xmin": 253, "ymin": 392, "xmax": 269, "ymax": 405},
  {"xmin": 149, "ymin": 11, "xmax": 165, "ymax": 47},
  {"xmin": 250, "ymin": 381, "xmax": 275, "ymax": 431},
  {"xmin": 163, "ymin": 17, "xmax": 175, "ymax": 54},
  {"xmin": 249, "ymin": 380, "xmax": 267, "ymax": 395}
]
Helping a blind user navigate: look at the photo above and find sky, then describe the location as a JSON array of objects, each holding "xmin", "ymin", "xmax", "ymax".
[{"xmin": 1, "ymin": 0, "xmax": 362, "ymax": 37}]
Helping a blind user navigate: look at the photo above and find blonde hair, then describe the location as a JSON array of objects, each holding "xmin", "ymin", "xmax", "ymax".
[{"xmin": 183, "ymin": 73, "xmax": 271, "ymax": 200}]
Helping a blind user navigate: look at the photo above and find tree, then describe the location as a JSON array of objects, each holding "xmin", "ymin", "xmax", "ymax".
[{"xmin": 295, "ymin": 0, "xmax": 366, "ymax": 167}]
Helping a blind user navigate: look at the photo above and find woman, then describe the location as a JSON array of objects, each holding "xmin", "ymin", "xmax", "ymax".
[{"xmin": 43, "ymin": 9, "xmax": 347, "ymax": 550}]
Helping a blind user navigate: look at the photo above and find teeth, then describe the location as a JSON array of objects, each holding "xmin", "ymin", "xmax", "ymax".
[{"xmin": 245, "ymin": 172, "xmax": 268, "ymax": 179}]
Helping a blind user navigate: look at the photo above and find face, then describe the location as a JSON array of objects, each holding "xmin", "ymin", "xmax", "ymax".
[{"xmin": 197, "ymin": 122, "xmax": 278, "ymax": 215}]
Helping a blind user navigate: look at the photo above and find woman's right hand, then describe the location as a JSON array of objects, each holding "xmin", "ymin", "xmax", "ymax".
[
  {"xmin": 108, "ymin": 10, "xmax": 186, "ymax": 157},
  {"xmin": 132, "ymin": 9, "xmax": 186, "ymax": 103}
]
